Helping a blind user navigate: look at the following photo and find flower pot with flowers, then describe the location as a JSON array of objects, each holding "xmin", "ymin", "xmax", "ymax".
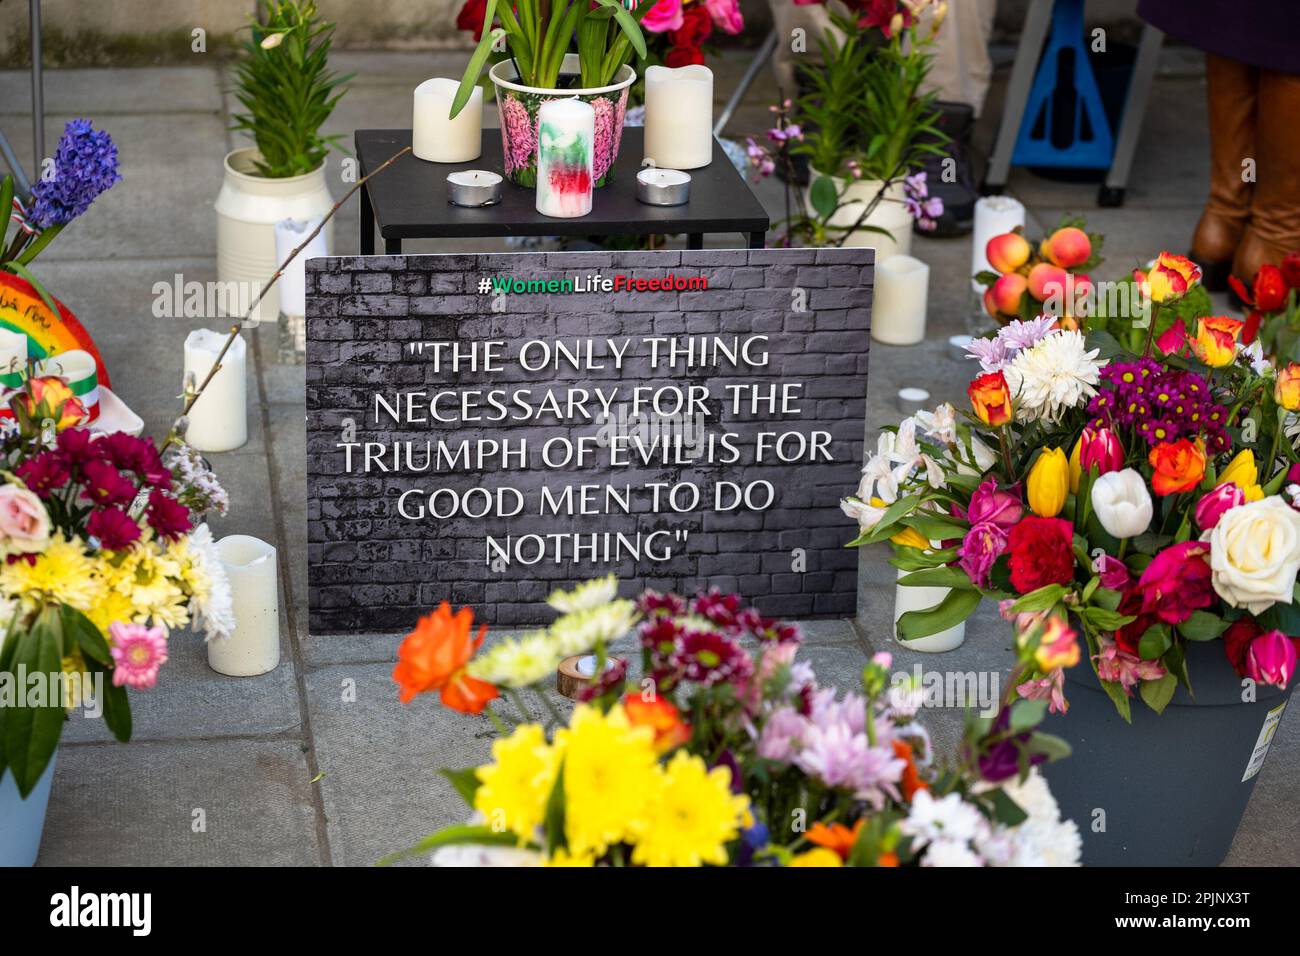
[
  {"xmin": 842, "ymin": 251, "xmax": 1300, "ymax": 864},
  {"xmin": 637, "ymin": 0, "xmax": 744, "ymax": 74},
  {"xmin": 452, "ymin": 0, "xmax": 648, "ymax": 187},
  {"xmin": 383, "ymin": 577, "xmax": 1082, "ymax": 867},
  {"xmin": 218, "ymin": 0, "xmax": 350, "ymax": 318}
]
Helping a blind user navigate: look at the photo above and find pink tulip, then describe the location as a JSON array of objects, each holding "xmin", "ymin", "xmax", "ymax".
[
  {"xmin": 1079, "ymin": 426, "xmax": 1123, "ymax": 476},
  {"xmin": 967, "ymin": 478, "xmax": 1023, "ymax": 530},
  {"xmin": 1246, "ymin": 630, "xmax": 1297, "ymax": 689},
  {"xmin": 1195, "ymin": 482, "xmax": 1246, "ymax": 531}
]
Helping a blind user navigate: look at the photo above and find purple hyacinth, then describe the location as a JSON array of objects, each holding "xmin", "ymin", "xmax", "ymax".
[{"xmin": 27, "ymin": 119, "xmax": 121, "ymax": 228}]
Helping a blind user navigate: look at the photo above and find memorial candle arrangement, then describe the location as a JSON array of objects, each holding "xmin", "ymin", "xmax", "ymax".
[
  {"xmin": 643, "ymin": 64, "xmax": 714, "ymax": 170},
  {"xmin": 412, "ymin": 77, "xmax": 482, "ymax": 163},
  {"xmin": 970, "ymin": 195, "xmax": 1026, "ymax": 293},
  {"xmin": 535, "ymin": 98, "xmax": 595, "ymax": 219},
  {"xmin": 208, "ymin": 535, "xmax": 281, "ymax": 677},
  {"xmin": 183, "ymin": 329, "xmax": 247, "ymax": 452},
  {"xmin": 872, "ymin": 254, "xmax": 930, "ymax": 345}
]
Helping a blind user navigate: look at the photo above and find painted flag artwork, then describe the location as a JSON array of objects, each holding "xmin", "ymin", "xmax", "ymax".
[{"xmin": 535, "ymin": 98, "xmax": 595, "ymax": 219}]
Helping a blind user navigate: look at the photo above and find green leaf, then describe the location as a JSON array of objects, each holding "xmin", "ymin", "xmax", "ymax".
[
  {"xmin": 896, "ymin": 566, "xmax": 975, "ymax": 590},
  {"xmin": 1009, "ymin": 584, "xmax": 1066, "ymax": 615},
  {"xmin": 1139, "ymin": 672, "xmax": 1177, "ymax": 715},
  {"xmin": 3, "ymin": 612, "xmax": 66, "ymax": 797},
  {"xmin": 986, "ymin": 787, "xmax": 1029, "ymax": 826},
  {"xmin": 440, "ymin": 766, "xmax": 482, "ymax": 807},
  {"xmin": 888, "ymin": 545, "xmax": 958, "ymax": 572},
  {"xmin": 62, "ymin": 606, "xmax": 111, "ymax": 666},
  {"xmin": 1082, "ymin": 606, "xmax": 1137, "ymax": 631},
  {"xmin": 1137, "ymin": 623, "xmax": 1172, "ymax": 661},
  {"xmin": 901, "ymin": 513, "xmax": 968, "ymax": 542},
  {"xmin": 1026, "ymin": 731, "xmax": 1072, "ymax": 762},
  {"xmin": 591, "ymin": 0, "xmax": 647, "ymax": 59},
  {"xmin": 83, "ymin": 654, "xmax": 131, "ymax": 743},
  {"xmin": 896, "ymin": 588, "xmax": 982, "ymax": 642},
  {"xmin": 1178, "ymin": 610, "xmax": 1228, "ymax": 642},
  {"xmin": 0, "ymin": 175, "xmax": 13, "ymax": 251},
  {"xmin": 3, "ymin": 260, "xmax": 61, "ymax": 318},
  {"xmin": 1009, "ymin": 698, "xmax": 1047, "ymax": 733},
  {"xmin": 1098, "ymin": 677, "xmax": 1133, "ymax": 723},
  {"xmin": 542, "ymin": 759, "xmax": 567, "ymax": 854},
  {"xmin": 450, "ymin": 0, "xmax": 501, "ymax": 119},
  {"xmin": 375, "ymin": 824, "xmax": 521, "ymax": 866},
  {"xmin": 810, "ymin": 174, "xmax": 838, "ymax": 220},
  {"xmin": 845, "ymin": 494, "xmax": 921, "ymax": 547},
  {"xmin": 1091, "ymin": 586, "xmax": 1123, "ymax": 612}
]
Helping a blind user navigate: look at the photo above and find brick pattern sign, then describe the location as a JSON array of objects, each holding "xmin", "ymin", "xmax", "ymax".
[{"xmin": 306, "ymin": 247, "xmax": 871, "ymax": 632}]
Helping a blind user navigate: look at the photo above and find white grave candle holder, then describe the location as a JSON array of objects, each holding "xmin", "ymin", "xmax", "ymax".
[
  {"xmin": 413, "ymin": 78, "xmax": 483, "ymax": 163},
  {"xmin": 208, "ymin": 534, "xmax": 281, "ymax": 677}
]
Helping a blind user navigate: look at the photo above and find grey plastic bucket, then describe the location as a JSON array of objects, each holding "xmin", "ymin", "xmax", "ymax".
[
  {"xmin": 0, "ymin": 753, "xmax": 56, "ymax": 867},
  {"xmin": 1042, "ymin": 639, "xmax": 1293, "ymax": 866}
]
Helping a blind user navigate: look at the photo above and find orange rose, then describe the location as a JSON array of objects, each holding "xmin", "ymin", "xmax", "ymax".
[
  {"xmin": 1277, "ymin": 363, "xmax": 1300, "ymax": 411},
  {"xmin": 807, "ymin": 820, "xmax": 865, "ymax": 861},
  {"xmin": 1148, "ymin": 438, "xmax": 1206, "ymax": 496},
  {"xmin": 892, "ymin": 738, "xmax": 928, "ymax": 802},
  {"xmin": 968, "ymin": 371, "xmax": 1012, "ymax": 427},
  {"xmin": 12, "ymin": 375, "xmax": 87, "ymax": 431},
  {"xmin": 1190, "ymin": 316, "xmax": 1244, "ymax": 368},
  {"xmin": 393, "ymin": 602, "xmax": 498, "ymax": 713},
  {"xmin": 623, "ymin": 692, "xmax": 691, "ymax": 753},
  {"xmin": 1143, "ymin": 251, "xmax": 1202, "ymax": 303}
]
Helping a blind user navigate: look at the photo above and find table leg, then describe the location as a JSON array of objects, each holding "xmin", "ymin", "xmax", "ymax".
[
  {"xmin": 384, "ymin": 236, "xmax": 403, "ymax": 255},
  {"xmin": 748, "ymin": 230, "xmax": 765, "ymax": 249},
  {"xmin": 360, "ymin": 184, "xmax": 375, "ymax": 256},
  {"xmin": 687, "ymin": 233, "xmax": 703, "ymax": 250}
]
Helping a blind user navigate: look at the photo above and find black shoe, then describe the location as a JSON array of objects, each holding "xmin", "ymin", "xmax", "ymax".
[{"xmin": 913, "ymin": 100, "xmax": 977, "ymax": 238}]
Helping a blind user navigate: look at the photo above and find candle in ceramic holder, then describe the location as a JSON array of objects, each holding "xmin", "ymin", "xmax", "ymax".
[
  {"xmin": 536, "ymin": 98, "xmax": 595, "ymax": 219},
  {"xmin": 183, "ymin": 329, "xmax": 247, "ymax": 453},
  {"xmin": 643, "ymin": 65, "xmax": 713, "ymax": 169},
  {"xmin": 894, "ymin": 564, "xmax": 966, "ymax": 653},
  {"xmin": 872, "ymin": 254, "xmax": 930, "ymax": 345},
  {"xmin": 446, "ymin": 169, "xmax": 503, "ymax": 208},
  {"xmin": 948, "ymin": 333, "xmax": 974, "ymax": 362},
  {"xmin": 635, "ymin": 166, "xmax": 691, "ymax": 206},
  {"xmin": 208, "ymin": 534, "xmax": 280, "ymax": 677},
  {"xmin": 970, "ymin": 195, "xmax": 1026, "ymax": 292},
  {"xmin": 897, "ymin": 387, "xmax": 931, "ymax": 415},
  {"xmin": 0, "ymin": 328, "xmax": 27, "ymax": 391},
  {"xmin": 412, "ymin": 78, "xmax": 482, "ymax": 163}
]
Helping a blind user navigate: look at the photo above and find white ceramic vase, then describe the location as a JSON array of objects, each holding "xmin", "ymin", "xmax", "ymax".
[
  {"xmin": 809, "ymin": 174, "xmax": 913, "ymax": 261},
  {"xmin": 214, "ymin": 148, "xmax": 334, "ymax": 321},
  {"xmin": 892, "ymin": 566, "xmax": 966, "ymax": 653}
]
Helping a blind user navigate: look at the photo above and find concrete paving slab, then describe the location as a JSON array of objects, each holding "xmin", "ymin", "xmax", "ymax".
[
  {"xmin": 0, "ymin": 65, "xmax": 223, "ymax": 115},
  {"xmin": 39, "ymin": 739, "xmax": 322, "ymax": 866}
]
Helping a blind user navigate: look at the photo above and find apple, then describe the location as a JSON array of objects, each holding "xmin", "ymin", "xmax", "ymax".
[
  {"xmin": 983, "ymin": 286, "xmax": 1000, "ymax": 318},
  {"xmin": 1047, "ymin": 226, "xmax": 1091, "ymax": 268},
  {"xmin": 986, "ymin": 232, "xmax": 1031, "ymax": 274},
  {"xmin": 991, "ymin": 273, "xmax": 1028, "ymax": 314},
  {"xmin": 1027, "ymin": 262, "xmax": 1069, "ymax": 302}
]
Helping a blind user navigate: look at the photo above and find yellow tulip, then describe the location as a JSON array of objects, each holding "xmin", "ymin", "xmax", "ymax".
[
  {"xmin": 1219, "ymin": 449, "xmax": 1258, "ymax": 491},
  {"xmin": 1027, "ymin": 447, "xmax": 1069, "ymax": 517},
  {"xmin": 1276, "ymin": 363, "xmax": 1300, "ymax": 411},
  {"xmin": 1067, "ymin": 437, "xmax": 1083, "ymax": 494}
]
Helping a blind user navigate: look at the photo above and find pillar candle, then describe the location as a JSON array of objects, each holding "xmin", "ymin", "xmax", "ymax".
[
  {"xmin": 970, "ymin": 195, "xmax": 1026, "ymax": 292},
  {"xmin": 872, "ymin": 254, "xmax": 930, "ymax": 345},
  {"xmin": 412, "ymin": 78, "xmax": 482, "ymax": 163},
  {"xmin": 183, "ymin": 329, "xmax": 247, "ymax": 452},
  {"xmin": 36, "ymin": 349, "xmax": 99, "ymax": 422},
  {"xmin": 274, "ymin": 216, "xmax": 328, "ymax": 319},
  {"xmin": 536, "ymin": 98, "xmax": 594, "ymax": 219},
  {"xmin": 643, "ymin": 65, "xmax": 713, "ymax": 170},
  {"xmin": 894, "ymin": 566, "xmax": 966, "ymax": 653},
  {"xmin": 208, "ymin": 534, "xmax": 280, "ymax": 677},
  {"xmin": 0, "ymin": 328, "xmax": 27, "ymax": 389}
]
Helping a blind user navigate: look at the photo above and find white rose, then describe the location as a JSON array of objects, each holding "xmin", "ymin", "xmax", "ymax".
[
  {"xmin": 1089, "ymin": 469, "xmax": 1152, "ymax": 539},
  {"xmin": 1202, "ymin": 496, "xmax": 1300, "ymax": 614}
]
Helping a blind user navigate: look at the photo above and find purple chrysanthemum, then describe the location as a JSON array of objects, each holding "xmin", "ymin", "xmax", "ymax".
[{"xmin": 28, "ymin": 119, "xmax": 121, "ymax": 228}]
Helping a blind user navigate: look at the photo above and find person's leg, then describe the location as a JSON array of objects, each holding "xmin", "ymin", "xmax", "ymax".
[
  {"xmin": 1233, "ymin": 65, "xmax": 1300, "ymax": 280},
  {"xmin": 766, "ymin": 0, "xmax": 833, "ymax": 97},
  {"xmin": 1189, "ymin": 53, "xmax": 1257, "ymax": 289}
]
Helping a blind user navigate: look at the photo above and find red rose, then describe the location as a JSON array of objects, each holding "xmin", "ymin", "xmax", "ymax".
[
  {"xmin": 1114, "ymin": 588, "xmax": 1156, "ymax": 656},
  {"xmin": 1281, "ymin": 251, "xmax": 1300, "ymax": 290},
  {"xmin": 1006, "ymin": 516, "xmax": 1075, "ymax": 594},
  {"xmin": 664, "ymin": 45, "xmax": 706, "ymax": 68},
  {"xmin": 457, "ymin": 0, "xmax": 489, "ymax": 40},
  {"xmin": 668, "ymin": 4, "xmax": 713, "ymax": 49},
  {"xmin": 1223, "ymin": 617, "xmax": 1263, "ymax": 677},
  {"xmin": 1254, "ymin": 263, "xmax": 1288, "ymax": 312}
]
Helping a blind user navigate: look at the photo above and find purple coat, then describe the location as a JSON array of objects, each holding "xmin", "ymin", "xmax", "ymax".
[{"xmin": 1139, "ymin": 0, "xmax": 1300, "ymax": 74}]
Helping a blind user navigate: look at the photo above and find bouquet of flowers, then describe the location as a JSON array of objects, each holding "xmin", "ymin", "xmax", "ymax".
[
  {"xmin": 845, "ymin": 251, "xmax": 1300, "ymax": 720},
  {"xmin": 0, "ymin": 370, "xmax": 233, "ymax": 798},
  {"xmin": 638, "ymin": 0, "xmax": 744, "ymax": 70},
  {"xmin": 386, "ymin": 577, "xmax": 1079, "ymax": 867},
  {"xmin": 974, "ymin": 218, "xmax": 1104, "ymax": 327},
  {"xmin": 1230, "ymin": 252, "xmax": 1300, "ymax": 358}
]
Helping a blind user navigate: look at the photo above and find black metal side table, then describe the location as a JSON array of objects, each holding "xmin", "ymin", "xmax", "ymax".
[{"xmin": 355, "ymin": 128, "xmax": 770, "ymax": 255}]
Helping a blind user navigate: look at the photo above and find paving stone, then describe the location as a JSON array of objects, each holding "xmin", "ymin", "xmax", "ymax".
[{"xmin": 0, "ymin": 65, "xmax": 223, "ymax": 115}]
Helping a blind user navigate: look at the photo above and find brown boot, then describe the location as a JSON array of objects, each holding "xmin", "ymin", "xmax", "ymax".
[
  {"xmin": 1233, "ymin": 67, "xmax": 1300, "ymax": 282},
  {"xmin": 1191, "ymin": 54, "xmax": 1257, "ymax": 291}
]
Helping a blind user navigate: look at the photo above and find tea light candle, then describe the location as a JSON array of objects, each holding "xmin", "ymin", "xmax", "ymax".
[
  {"xmin": 0, "ymin": 328, "xmax": 27, "ymax": 390},
  {"xmin": 894, "ymin": 566, "xmax": 966, "ymax": 653},
  {"xmin": 948, "ymin": 333, "xmax": 974, "ymax": 362},
  {"xmin": 208, "ymin": 534, "xmax": 281, "ymax": 677},
  {"xmin": 183, "ymin": 329, "xmax": 247, "ymax": 452},
  {"xmin": 897, "ymin": 387, "xmax": 930, "ymax": 415},
  {"xmin": 412, "ymin": 78, "xmax": 482, "ymax": 163},
  {"xmin": 872, "ymin": 254, "xmax": 930, "ymax": 345},
  {"xmin": 536, "ymin": 98, "xmax": 594, "ymax": 219},
  {"xmin": 273, "ymin": 216, "xmax": 328, "ymax": 319},
  {"xmin": 643, "ymin": 65, "xmax": 713, "ymax": 169},
  {"xmin": 635, "ymin": 166, "xmax": 691, "ymax": 206},
  {"xmin": 970, "ymin": 195, "xmax": 1025, "ymax": 292},
  {"xmin": 446, "ymin": 169, "xmax": 503, "ymax": 207}
]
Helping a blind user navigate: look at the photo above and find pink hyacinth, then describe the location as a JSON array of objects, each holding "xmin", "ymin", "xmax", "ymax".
[
  {"xmin": 500, "ymin": 96, "xmax": 536, "ymax": 175},
  {"xmin": 108, "ymin": 622, "xmax": 169, "ymax": 689},
  {"xmin": 592, "ymin": 97, "xmax": 616, "ymax": 183}
]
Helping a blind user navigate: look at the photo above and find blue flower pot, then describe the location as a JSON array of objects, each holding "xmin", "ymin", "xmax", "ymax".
[
  {"xmin": 1042, "ymin": 641, "xmax": 1293, "ymax": 866},
  {"xmin": 0, "ymin": 754, "xmax": 56, "ymax": 867}
]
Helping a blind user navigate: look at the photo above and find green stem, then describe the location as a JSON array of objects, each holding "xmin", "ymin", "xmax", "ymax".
[
  {"xmin": 533, "ymin": 686, "xmax": 565, "ymax": 728},
  {"xmin": 1142, "ymin": 303, "xmax": 1161, "ymax": 358},
  {"xmin": 484, "ymin": 704, "xmax": 511, "ymax": 735}
]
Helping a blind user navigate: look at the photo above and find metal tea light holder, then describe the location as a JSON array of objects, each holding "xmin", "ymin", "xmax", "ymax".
[{"xmin": 446, "ymin": 169, "xmax": 503, "ymax": 208}]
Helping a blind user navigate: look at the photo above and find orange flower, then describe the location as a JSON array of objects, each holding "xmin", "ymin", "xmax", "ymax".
[
  {"xmin": 1277, "ymin": 363, "xmax": 1300, "ymax": 411},
  {"xmin": 892, "ymin": 738, "xmax": 928, "ymax": 802},
  {"xmin": 1190, "ymin": 316, "xmax": 1244, "ymax": 368},
  {"xmin": 13, "ymin": 376, "xmax": 87, "ymax": 431},
  {"xmin": 1148, "ymin": 438, "xmax": 1206, "ymax": 496},
  {"xmin": 807, "ymin": 819, "xmax": 864, "ymax": 860},
  {"xmin": 623, "ymin": 692, "xmax": 691, "ymax": 753},
  {"xmin": 393, "ymin": 602, "xmax": 498, "ymax": 713},
  {"xmin": 876, "ymin": 851, "xmax": 900, "ymax": 867},
  {"xmin": 968, "ymin": 371, "xmax": 1012, "ymax": 427},
  {"xmin": 1143, "ymin": 251, "xmax": 1202, "ymax": 303}
]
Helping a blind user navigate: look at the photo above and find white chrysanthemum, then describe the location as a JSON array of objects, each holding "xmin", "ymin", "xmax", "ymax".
[
  {"xmin": 901, "ymin": 789, "xmax": 987, "ymax": 846},
  {"xmin": 979, "ymin": 770, "xmax": 1082, "ymax": 867},
  {"xmin": 1003, "ymin": 330, "xmax": 1102, "ymax": 423},
  {"xmin": 549, "ymin": 599, "xmax": 638, "ymax": 656},
  {"xmin": 922, "ymin": 837, "xmax": 984, "ymax": 867},
  {"xmin": 186, "ymin": 524, "xmax": 236, "ymax": 642},
  {"xmin": 547, "ymin": 574, "xmax": 618, "ymax": 613},
  {"xmin": 469, "ymin": 631, "xmax": 562, "ymax": 687}
]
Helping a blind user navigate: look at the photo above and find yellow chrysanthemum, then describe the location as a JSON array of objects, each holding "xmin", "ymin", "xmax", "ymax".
[
  {"xmin": 788, "ymin": 847, "xmax": 844, "ymax": 867},
  {"xmin": 110, "ymin": 541, "xmax": 189, "ymax": 630},
  {"xmin": 629, "ymin": 751, "xmax": 750, "ymax": 867},
  {"xmin": 554, "ymin": 704, "xmax": 658, "ymax": 857},
  {"xmin": 86, "ymin": 585, "xmax": 139, "ymax": 635},
  {"xmin": 473, "ymin": 723, "xmax": 561, "ymax": 841},
  {"xmin": 60, "ymin": 649, "xmax": 88, "ymax": 711},
  {"xmin": 165, "ymin": 535, "xmax": 212, "ymax": 607},
  {"xmin": 544, "ymin": 848, "xmax": 596, "ymax": 867},
  {"xmin": 0, "ymin": 534, "xmax": 98, "ymax": 610}
]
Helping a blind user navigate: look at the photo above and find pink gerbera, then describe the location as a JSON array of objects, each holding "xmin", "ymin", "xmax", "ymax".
[{"xmin": 108, "ymin": 622, "xmax": 169, "ymax": 689}]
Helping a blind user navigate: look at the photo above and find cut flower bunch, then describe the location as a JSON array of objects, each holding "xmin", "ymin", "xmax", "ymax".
[
  {"xmin": 844, "ymin": 251, "xmax": 1300, "ymax": 720},
  {"xmin": 387, "ymin": 577, "xmax": 1080, "ymax": 867}
]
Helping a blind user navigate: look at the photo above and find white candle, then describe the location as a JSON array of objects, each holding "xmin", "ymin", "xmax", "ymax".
[
  {"xmin": 183, "ymin": 329, "xmax": 247, "ymax": 452},
  {"xmin": 413, "ymin": 78, "xmax": 482, "ymax": 163},
  {"xmin": 273, "ymin": 216, "xmax": 328, "ymax": 320},
  {"xmin": 894, "ymin": 566, "xmax": 966, "ymax": 653},
  {"xmin": 643, "ymin": 65, "xmax": 713, "ymax": 170},
  {"xmin": 208, "ymin": 534, "xmax": 280, "ymax": 677},
  {"xmin": 872, "ymin": 254, "xmax": 929, "ymax": 345},
  {"xmin": 970, "ymin": 195, "xmax": 1026, "ymax": 292},
  {"xmin": 635, "ymin": 166, "xmax": 691, "ymax": 206},
  {"xmin": 446, "ymin": 169, "xmax": 503, "ymax": 207},
  {"xmin": 36, "ymin": 349, "xmax": 99, "ymax": 422},
  {"xmin": 536, "ymin": 98, "xmax": 594, "ymax": 219},
  {"xmin": 948, "ymin": 333, "xmax": 974, "ymax": 362},
  {"xmin": 897, "ymin": 387, "xmax": 930, "ymax": 415},
  {"xmin": 0, "ymin": 328, "xmax": 27, "ymax": 387}
]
